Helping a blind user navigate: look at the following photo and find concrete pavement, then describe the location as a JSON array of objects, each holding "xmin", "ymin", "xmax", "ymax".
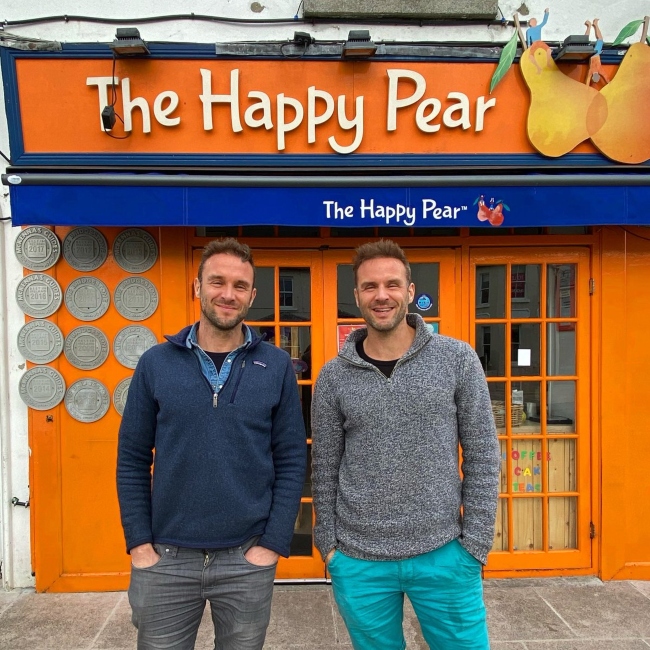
[{"xmin": 1, "ymin": 578, "xmax": 650, "ymax": 649}]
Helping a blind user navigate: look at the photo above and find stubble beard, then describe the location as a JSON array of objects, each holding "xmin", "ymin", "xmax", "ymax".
[
  {"xmin": 361, "ymin": 300, "xmax": 408, "ymax": 333},
  {"xmin": 201, "ymin": 295, "xmax": 249, "ymax": 332}
]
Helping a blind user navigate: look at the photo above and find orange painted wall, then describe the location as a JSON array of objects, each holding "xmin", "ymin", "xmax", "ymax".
[{"xmin": 600, "ymin": 226, "xmax": 650, "ymax": 580}]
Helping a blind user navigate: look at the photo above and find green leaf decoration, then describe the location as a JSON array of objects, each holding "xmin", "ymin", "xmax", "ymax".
[
  {"xmin": 489, "ymin": 30, "xmax": 519, "ymax": 95},
  {"xmin": 612, "ymin": 19, "xmax": 644, "ymax": 45}
]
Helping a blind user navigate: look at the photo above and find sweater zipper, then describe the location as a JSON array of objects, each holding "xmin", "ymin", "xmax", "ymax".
[{"xmin": 229, "ymin": 360, "xmax": 246, "ymax": 404}]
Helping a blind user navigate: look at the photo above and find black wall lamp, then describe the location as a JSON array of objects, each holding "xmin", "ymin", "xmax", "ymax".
[
  {"xmin": 342, "ymin": 30, "xmax": 377, "ymax": 59},
  {"xmin": 109, "ymin": 27, "xmax": 150, "ymax": 56}
]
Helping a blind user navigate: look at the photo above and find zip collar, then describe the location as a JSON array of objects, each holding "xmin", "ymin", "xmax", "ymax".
[{"xmin": 338, "ymin": 313, "xmax": 434, "ymax": 369}]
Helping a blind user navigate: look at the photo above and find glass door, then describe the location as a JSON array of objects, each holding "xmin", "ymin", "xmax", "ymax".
[
  {"xmin": 470, "ymin": 248, "xmax": 592, "ymax": 571},
  {"xmin": 323, "ymin": 249, "xmax": 459, "ymax": 361},
  {"xmin": 192, "ymin": 249, "xmax": 324, "ymax": 580}
]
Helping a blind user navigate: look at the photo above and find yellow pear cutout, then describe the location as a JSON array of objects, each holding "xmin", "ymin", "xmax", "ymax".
[
  {"xmin": 521, "ymin": 42, "xmax": 608, "ymax": 157},
  {"xmin": 591, "ymin": 42, "xmax": 650, "ymax": 163}
]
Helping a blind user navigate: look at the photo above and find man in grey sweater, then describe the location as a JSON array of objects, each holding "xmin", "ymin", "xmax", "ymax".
[{"xmin": 312, "ymin": 240, "xmax": 500, "ymax": 650}]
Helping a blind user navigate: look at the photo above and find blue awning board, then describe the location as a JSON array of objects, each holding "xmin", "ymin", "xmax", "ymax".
[{"xmin": 8, "ymin": 183, "xmax": 650, "ymax": 227}]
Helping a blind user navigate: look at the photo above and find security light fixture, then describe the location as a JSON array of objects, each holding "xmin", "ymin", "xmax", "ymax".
[
  {"xmin": 109, "ymin": 27, "xmax": 150, "ymax": 56},
  {"xmin": 342, "ymin": 30, "xmax": 377, "ymax": 59},
  {"xmin": 553, "ymin": 35, "xmax": 596, "ymax": 61}
]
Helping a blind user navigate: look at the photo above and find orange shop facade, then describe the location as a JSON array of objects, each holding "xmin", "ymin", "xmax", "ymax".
[{"xmin": 1, "ymin": 45, "xmax": 650, "ymax": 592}]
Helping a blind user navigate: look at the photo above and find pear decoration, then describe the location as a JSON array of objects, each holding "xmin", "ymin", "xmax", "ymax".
[
  {"xmin": 590, "ymin": 17, "xmax": 650, "ymax": 164},
  {"xmin": 520, "ymin": 42, "xmax": 608, "ymax": 157}
]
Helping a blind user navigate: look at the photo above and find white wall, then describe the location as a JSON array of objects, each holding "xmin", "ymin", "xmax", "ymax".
[{"xmin": 0, "ymin": 0, "xmax": 643, "ymax": 589}]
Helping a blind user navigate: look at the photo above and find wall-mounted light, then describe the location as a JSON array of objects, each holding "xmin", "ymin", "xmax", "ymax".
[
  {"xmin": 342, "ymin": 30, "xmax": 377, "ymax": 59},
  {"xmin": 553, "ymin": 35, "xmax": 595, "ymax": 61},
  {"xmin": 109, "ymin": 27, "xmax": 150, "ymax": 56},
  {"xmin": 101, "ymin": 106, "xmax": 116, "ymax": 131}
]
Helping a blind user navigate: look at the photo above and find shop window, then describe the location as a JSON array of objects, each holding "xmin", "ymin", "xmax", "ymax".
[
  {"xmin": 479, "ymin": 272, "xmax": 490, "ymax": 306},
  {"xmin": 279, "ymin": 276, "xmax": 294, "ymax": 309},
  {"xmin": 511, "ymin": 265, "xmax": 526, "ymax": 299}
]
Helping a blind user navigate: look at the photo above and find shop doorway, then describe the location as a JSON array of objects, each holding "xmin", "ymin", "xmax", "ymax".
[
  {"xmin": 191, "ymin": 248, "xmax": 458, "ymax": 579},
  {"xmin": 470, "ymin": 248, "xmax": 592, "ymax": 571}
]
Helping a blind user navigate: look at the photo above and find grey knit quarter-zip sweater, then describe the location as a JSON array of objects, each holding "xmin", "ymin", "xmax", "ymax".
[{"xmin": 311, "ymin": 314, "xmax": 500, "ymax": 565}]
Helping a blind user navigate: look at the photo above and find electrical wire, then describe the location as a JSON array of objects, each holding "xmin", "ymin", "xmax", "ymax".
[
  {"xmin": 0, "ymin": 150, "xmax": 11, "ymax": 164},
  {"xmin": 103, "ymin": 54, "xmax": 130, "ymax": 140},
  {"xmin": 1, "ymin": 12, "xmax": 524, "ymax": 29},
  {"xmin": 621, "ymin": 226, "xmax": 650, "ymax": 242}
]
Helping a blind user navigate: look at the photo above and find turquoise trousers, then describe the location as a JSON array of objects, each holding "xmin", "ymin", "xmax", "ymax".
[{"xmin": 328, "ymin": 539, "xmax": 490, "ymax": 650}]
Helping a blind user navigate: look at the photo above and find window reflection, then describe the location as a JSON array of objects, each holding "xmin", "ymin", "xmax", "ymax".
[{"xmin": 476, "ymin": 265, "xmax": 506, "ymax": 319}]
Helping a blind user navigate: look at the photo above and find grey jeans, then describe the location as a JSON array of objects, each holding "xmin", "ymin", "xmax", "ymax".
[{"xmin": 128, "ymin": 538, "xmax": 276, "ymax": 650}]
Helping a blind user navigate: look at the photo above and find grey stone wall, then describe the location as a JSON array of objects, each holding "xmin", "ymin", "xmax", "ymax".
[{"xmin": 303, "ymin": 0, "xmax": 498, "ymax": 20}]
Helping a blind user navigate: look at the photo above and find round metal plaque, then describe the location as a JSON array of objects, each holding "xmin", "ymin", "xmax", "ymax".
[
  {"xmin": 64, "ymin": 378, "xmax": 110, "ymax": 423},
  {"xmin": 62, "ymin": 227, "xmax": 108, "ymax": 271},
  {"xmin": 17, "ymin": 320, "xmax": 64, "ymax": 364},
  {"xmin": 16, "ymin": 274, "xmax": 63, "ymax": 318},
  {"xmin": 113, "ymin": 229, "xmax": 158, "ymax": 273},
  {"xmin": 64, "ymin": 326, "xmax": 110, "ymax": 370},
  {"xmin": 113, "ymin": 377, "xmax": 132, "ymax": 416},
  {"xmin": 114, "ymin": 326, "xmax": 158, "ymax": 369},
  {"xmin": 114, "ymin": 277, "xmax": 159, "ymax": 321},
  {"xmin": 14, "ymin": 227, "xmax": 61, "ymax": 271},
  {"xmin": 19, "ymin": 366, "xmax": 66, "ymax": 411},
  {"xmin": 65, "ymin": 277, "xmax": 110, "ymax": 321}
]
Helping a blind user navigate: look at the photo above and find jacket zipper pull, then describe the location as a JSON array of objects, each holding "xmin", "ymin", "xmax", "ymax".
[{"xmin": 213, "ymin": 392, "xmax": 218, "ymax": 408}]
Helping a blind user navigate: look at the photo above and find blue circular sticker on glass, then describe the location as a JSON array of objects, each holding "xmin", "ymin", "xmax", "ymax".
[{"xmin": 416, "ymin": 293, "xmax": 433, "ymax": 311}]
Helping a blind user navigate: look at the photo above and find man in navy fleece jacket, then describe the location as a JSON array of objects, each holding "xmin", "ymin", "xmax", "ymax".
[{"xmin": 117, "ymin": 238, "xmax": 306, "ymax": 650}]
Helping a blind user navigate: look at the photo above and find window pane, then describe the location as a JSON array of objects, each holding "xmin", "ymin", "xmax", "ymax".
[
  {"xmin": 549, "ymin": 497, "xmax": 577, "ymax": 549},
  {"xmin": 511, "ymin": 323, "xmax": 540, "ymax": 377},
  {"xmin": 410, "ymin": 263, "xmax": 439, "ymax": 317},
  {"xmin": 547, "ymin": 264, "xmax": 576, "ymax": 318},
  {"xmin": 511, "ymin": 439, "xmax": 543, "ymax": 495},
  {"xmin": 488, "ymin": 381, "xmax": 507, "ymax": 433},
  {"xmin": 499, "ymin": 440, "xmax": 508, "ymax": 494},
  {"xmin": 247, "ymin": 267, "xmax": 275, "ymax": 322},
  {"xmin": 548, "ymin": 439, "xmax": 577, "ymax": 492},
  {"xmin": 475, "ymin": 323, "xmax": 505, "ymax": 376},
  {"xmin": 547, "ymin": 381, "xmax": 576, "ymax": 430},
  {"xmin": 289, "ymin": 502, "xmax": 313, "ymax": 557},
  {"xmin": 512, "ymin": 381, "xmax": 541, "ymax": 433},
  {"xmin": 337, "ymin": 264, "xmax": 360, "ymax": 318},
  {"xmin": 303, "ymin": 446, "xmax": 312, "ymax": 496},
  {"xmin": 547, "ymin": 324, "xmax": 576, "ymax": 376},
  {"xmin": 510, "ymin": 264, "xmax": 541, "ymax": 318},
  {"xmin": 513, "ymin": 498, "xmax": 543, "ymax": 551},
  {"xmin": 476, "ymin": 265, "xmax": 506, "ymax": 319},
  {"xmin": 280, "ymin": 267, "xmax": 310, "ymax": 321}
]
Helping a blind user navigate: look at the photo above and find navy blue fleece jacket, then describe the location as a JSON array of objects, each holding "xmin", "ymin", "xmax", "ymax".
[{"xmin": 117, "ymin": 325, "xmax": 307, "ymax": 557}]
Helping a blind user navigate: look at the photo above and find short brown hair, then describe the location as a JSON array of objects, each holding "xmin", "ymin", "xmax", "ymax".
[
  {"xmin": 197, "ymin": 238, "xmax": 255, "ymax": 283},
  {"xmin": 352, "ymin": 240, "xmax": 412, "ymax": 286}
]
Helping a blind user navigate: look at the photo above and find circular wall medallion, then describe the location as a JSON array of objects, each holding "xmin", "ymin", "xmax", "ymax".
[
  {"xmin": 114, "ymin": 326, "xmax": 158, "ymax": 369},
  {"xmin": 113, "ymin": 229, "xmax": 158, "ymax": 273},
  {"xmin": 64, "ymin": 277, "xmax": 110, "ymax": 321},
  {"xmin": 19, "ymin": 366, "xmax": 66, "ymax": 410},
  {"xmin": 114, "ymin": 277, "xmax": 159, "ymax": 321},
  {"xmin": 113, "ymin": 377, "xmax": 132, "ymax": 416},
  {"xmin": 416, "ymin": 293, "xmax": 433, "ymax": 311},
  {"xmin": 64, "ymin": 378, "xmax": 110, "ymax": 423},
  {"xmin": 17, "ymin": 320, "xmax": 64, "ymax": 364},
  {"xmin": 62, "ymin": 227, "xmax": 108, "ymax": 271},
  {"xmin": 64, "ymin": 326, "xmax": 110, "ymax": 370},
  {"xmin": 14, "ymin": 227, "xmax": 61, "ymax": 271},
  {"xmin": 16, "ymin": 274, "xmax": 63, "ymax": 318}
]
